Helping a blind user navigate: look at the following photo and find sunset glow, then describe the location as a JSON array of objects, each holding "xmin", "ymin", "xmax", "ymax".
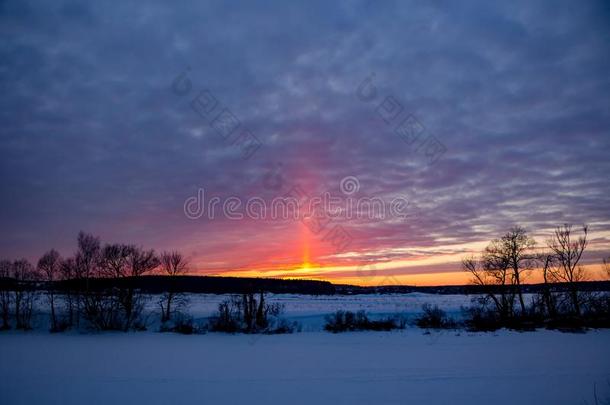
[
  {"xmin": 2, "ymin": 2, "xmax": 610, "ymax": 404},
  {"xmin": 0, "ymin": 0, "xmax": 609, "ymax": 288}
]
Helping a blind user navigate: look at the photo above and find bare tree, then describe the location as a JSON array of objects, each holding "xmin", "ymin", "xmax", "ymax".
[
  {"xmin": 603, "ymin": 257, "xmax": 610, "ymax": 280},
  {"xmin": 483, "ymin": 244, "xmax": 516, "ymax": 318},
  {"xmin": 159, "ymin": 251, "xmax": 189, "ymax": 322},
  {"xmin": 536, "ymin": 252, "xmax": 558, "ymax": 318},
  {"xmin": 547, "ymin": 224, "xmax": 588, "ymax": 316},
  {"xmin": 81, "ymin": 241, "xmax": 159, "ymax": 331},
  {"xmin": 0, "ymin": 259, "xmax": 12, "ymax": 330},
  {"xmin": 463, "ymin": 255, "xmax": 512, "ymax": 320},
  {"xmin": 82, "ymin": 243, "xmax": 131, "ymax": 330},
  {"xmin": 99, "ymin": 244, "xmax": 132, "ymax": 278},
  {"xmin": 59, "ymin": 257, "xmax": 78, "ymax": 328},
  {"xmin": 122, "ymin": 247, "xmax": 159, "ymax": 330},
  {"xmin": 77, "ymin": 231, "xmax": 101, "ymax": 280},
  {"xmin": 76, "ymin": 231, "xmax": 101, "ymax": 327},
  {"xmin": 37, "ymin": 250, "xmax": 62, "ymax": 331},
  {"xmin": 12, "ymin": 259, "xmax": 39, "ymax": 330},
  {"xmin": 127, "ymin": 247, "xmax": 159, "ymax": 277},
  {"xmin": 484, "ymin": 226, "xmax": 536, "ymax": 315}
]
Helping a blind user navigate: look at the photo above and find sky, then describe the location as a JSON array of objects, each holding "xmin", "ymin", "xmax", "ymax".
[{"xmin": 1, "ymin": 0, "xmax": 609, "ymax": 285}]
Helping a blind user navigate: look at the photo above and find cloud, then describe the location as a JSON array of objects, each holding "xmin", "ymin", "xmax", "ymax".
[{"xmin": 0, "ymin": 0, "xmax": 609, "ymax": 277}]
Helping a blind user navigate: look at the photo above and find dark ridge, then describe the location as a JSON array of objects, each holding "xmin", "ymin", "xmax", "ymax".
[
  {"xmin": 1, "ymin": 276, "xmax": 609, "ymax": 295},
  {"xmin": 55, "ymin": 275, "xmax": 337, "ymax": 295},
  {"xmin": 334, "ymin": 280, "xmax": 610, "ymax": 295}
]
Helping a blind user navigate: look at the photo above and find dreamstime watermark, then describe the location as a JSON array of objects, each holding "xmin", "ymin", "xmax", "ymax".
[
  {"xmin": 171, "ymin": 67, "xmax": 263, "ymax": 160},
  {"xmin": 169, "ymin": 68, "xmax": 427, "ymax": 262},
  {"xmin": 283, "ymin": 178, "xmax": 353, "ymax": 255},
  {"xmin": 355, "ymin": 73, "xmax": 447, "ymax": 165},
  {"xmin": 184, "ymin": 176, "xmax": 410, "ymax": 222}
]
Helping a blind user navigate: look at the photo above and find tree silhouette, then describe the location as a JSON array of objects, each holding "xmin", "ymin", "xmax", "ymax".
[
  {"xmin": 159, "ymin": 251, "xmax": 189, "ymax": 322},
  {"xmin": 37, "ymin": 250, "xmax": 62, "ymax": 331}
]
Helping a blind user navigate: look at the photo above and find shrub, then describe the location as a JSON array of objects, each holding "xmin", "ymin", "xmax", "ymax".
[
  {"xmin": 461, "ymin": 305, "xmax": 503, "ymax": 332},
  {"xmin": 541, "ymin": 293, "xmax": 610, "ymax": 332},
  {"xmin": 582, "ymin": 293, "xmax": 610, "ymax": 329},
  {"xmin": 209, "ymin": 297, "xmax": 242, "ymax": 333},
  {"xmin": 416, "ymin": 304, "xmax": 457, "ymax": 329},
  {"xmin": 324, "ymin": 310, "xmax": 404, "ymax": 333},
  {"xmin": 462, "ymin": 303, "xmax": 545, "ymax": 331},
  {"xmin": 160, "ymin": 312, "xmax": 197, "ymax": 334},
  {"xmin": 209, "ymin": 292, "xmax": 295, "ymax": 334}
]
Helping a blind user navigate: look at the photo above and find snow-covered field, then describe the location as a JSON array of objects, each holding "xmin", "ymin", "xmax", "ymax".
[
  {"xmin": 1, "ymin": 293, "xmax": 609, "ymax": 405},
  {"xmin": 166, "ymin": 292, "xmax": 474, "ymax": 331}
]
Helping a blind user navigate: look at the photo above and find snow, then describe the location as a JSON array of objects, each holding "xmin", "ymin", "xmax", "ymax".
[
  {"xmin": 151, "ymin": 292, "xmax": 475, "ymax": 331},
  {"xmin": 181, "ymin": 292, "xmax": 473, "ymax": 319},
  {"xmin": 1, "ymin": 293, "xmax": 609, "ymax": 405}
]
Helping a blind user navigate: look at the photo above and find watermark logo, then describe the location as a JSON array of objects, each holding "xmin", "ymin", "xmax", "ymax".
[
  {"xmin": 184, "ymin": 188, "xmax": 205, "ymax": 220},
  {"xmin": 183, "ymin": 177, "xmax": 410, "ymax": 222},
  {"xmin": 340, "ymin": 176, "xmax": 360, "ymax": 196}
]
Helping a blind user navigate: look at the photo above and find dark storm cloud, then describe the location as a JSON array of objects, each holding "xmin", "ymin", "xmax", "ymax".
[{"xmin": 0, "ymin": 0, "xmax": 609, "ymax": 271}]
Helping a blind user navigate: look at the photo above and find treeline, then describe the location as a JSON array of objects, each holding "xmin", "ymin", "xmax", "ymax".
[
  {"xmin": 1, "ymin": 226, "xmax": 609, "ymax": 334},
  {"xmin": 334, "ymin": 280, "xmax": 610, "ymax": 295},
  {"xmin": 0, "ymin": 232, "xmax": 319, "ymax": 333},
  {"xmin": 462, "ymin": 224, "xmax": 610, "ymax": 330},
  {"xmin": 52, "ymin": 275, "xmax": 335, "ymax": 295},
  {"xmin": 0, "ymin": 232, "xmax": 194, "ymax": 331}
]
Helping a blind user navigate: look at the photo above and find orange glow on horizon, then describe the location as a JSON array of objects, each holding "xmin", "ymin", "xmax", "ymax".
[
  {"xmin": 194, "ymin": 212, "xmax": 610, "ymax": 287},
  {"xmin": 203, "ymin": 262, "xmax": 609, "ymax": 287}
]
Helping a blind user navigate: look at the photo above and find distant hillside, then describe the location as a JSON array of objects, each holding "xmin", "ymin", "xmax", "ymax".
[
  {"xmin": 2, "ymin": 275, "xmax": 609, "ymax": 295},
  {"xmin": 335, "ymin": 281, "xmax": 610, "ymax": 295},
  {"xmin": 54, "ymin": 275, "xmax": 337, "ymax": 295}
]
